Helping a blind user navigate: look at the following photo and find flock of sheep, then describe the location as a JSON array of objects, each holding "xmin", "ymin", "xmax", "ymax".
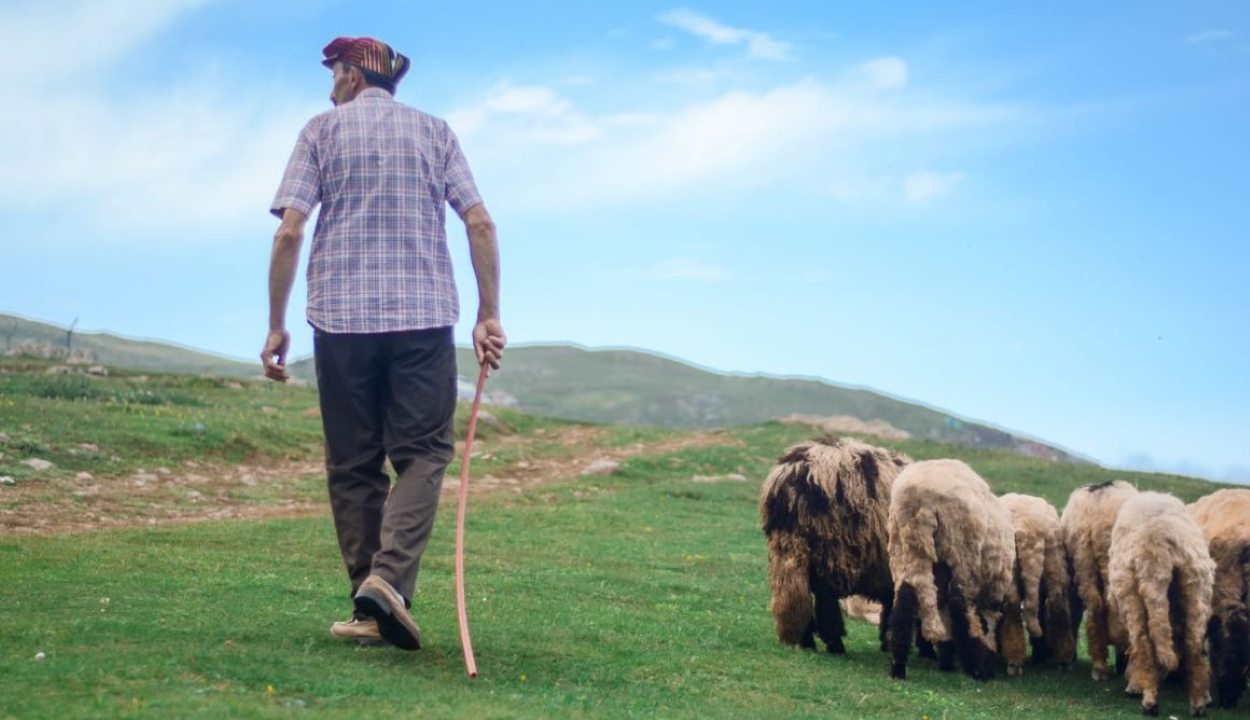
[{"xmin": 759, "ymin": 436, "xmax": 1250, "ymax": 717}]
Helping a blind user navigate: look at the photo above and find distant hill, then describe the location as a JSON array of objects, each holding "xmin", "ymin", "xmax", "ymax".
[
  {"xmin": 2, "ymin": 313, "xmax": 1081, "ymax": 463},
  {"xmin": 0, "ymin": 313, "xmax": 257, "ymax": 379},
  {"xmin": 445, "ymin": 344, "xmax": 1086, "ymax": 463}
]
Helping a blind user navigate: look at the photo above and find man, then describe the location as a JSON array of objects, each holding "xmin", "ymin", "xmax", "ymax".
[{"xmin": 262, "ymin": 36, "xmax": 505, "ymax": 651}]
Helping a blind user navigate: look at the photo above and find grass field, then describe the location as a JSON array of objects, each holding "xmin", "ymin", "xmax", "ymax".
[{"xmin": 0, "ymin": 359, "xmax": 1244, "ymax": 719}]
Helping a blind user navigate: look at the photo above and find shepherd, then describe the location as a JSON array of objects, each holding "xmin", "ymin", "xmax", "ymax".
[{"xmin": 262, "ymin": 36, "xmax": 505, "ymax": 650}]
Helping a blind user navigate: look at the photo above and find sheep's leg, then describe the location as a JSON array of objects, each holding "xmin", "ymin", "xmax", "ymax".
[
  {"xmin": 1119, "ymin": 586, "xmax": 1159, "ymax": 715},
  {"xmin": 888, "ymin": 583, "xmax": 919, "ymax": 679},
  {"xmin": 1086, "ymin": 600, "xmax": 1111, "ymax": 681},
  {"xmin": 948, "ymin": 578, "xmax": 995, "ymax": 681},
  {"xmin": 929, "ymin": 561, "xmax": 951, "ymax": 668},
  {"xmin": 1029, "ymin": 634, "xmax": 1048, "ymax": 666},
  {"xmin": 1114, "ymin": 644, "xmax": 1129, "ymax": 677},
  {"xmin": 1212, "ymin": 607, "xmax": 1250, "ymax": 709},
  {"xmin": 1207, "ymin": 615, "xmax": 1226, "ymax": 708},
  {"xmin": 812, "ymin": 582, "xmax": 846, "ymax": 654},
  {"xmin": 1184, "ymin": 624, "xmax": 1210, "ymax": 717},
  {"xmin": 1001, "ymin": 598, "xmax": 1028, "ymax": 677},
  {"xmin": 917, "ymin": 630, "xmax": 937, "ymax": 660},
  {"xmin": 877, "ymin": 594, "xmax": 893, "ymax": 652},
  {"xmin": 1179, "ymin": 583, "xmax": 1211, "ymax": 716},
  {"xmin": 1044, "ymin": 582, "xmax": 1077, "ymax": 670}
]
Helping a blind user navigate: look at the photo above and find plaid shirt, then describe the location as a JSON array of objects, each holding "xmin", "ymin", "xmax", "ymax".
[{"xmin": 271, "ymin": 88, "xmax": 482, "ymax": 334}]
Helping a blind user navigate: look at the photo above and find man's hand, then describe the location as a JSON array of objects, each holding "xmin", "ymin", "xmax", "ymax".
[
  {"xmin": 261, "ymin": 328, "xmax": 291, "ymax": 382},
  {"xmin": 473, "ymin": 318, "xmax": 506, "ymax": 371}
]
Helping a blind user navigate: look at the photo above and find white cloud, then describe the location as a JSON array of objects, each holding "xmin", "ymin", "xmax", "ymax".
[
  {"xmin": 1185, "ymin": 29, "xmax": 1235, "ymax": 44},
  {"xmin": 0, "ymin": 0, "xmax": 319, "ymax": 241},
  {"xmin": 0, "ymin": 0, "xmax": 216, "ymax": 83},
  {"xmin": 655, "ymin": 67, "xmax": 724, "ymax": 85},
  {"xmin": 904, "ymin": 171, "xmax": 966, "ymax": 203},
  {"xmin": 658, "ymin": 8, "xmax": 790, "ymax": 61},
  {"xmin": 630, "ymin": 258, "xmax": 732, "ymax": 282},
  {"xmin": 826, "ymin": 171, "xmax": 967, "ymax": 205},
  {"xmin": 485, "ymin": 85, "xmax": 572, "ymax": 115},
  {"xmin": 454, "ymin": 74, "xmax": 1011, "ymax": 210},
  {"xmin": 447, "ymin": 82, "xmax": 601, "ymax": 145},
  {"xmin": 826, "ymin": 175, "xmax": 895, "ymax": 204},
  {"xmin": 859, "ymin": 57, "xmax": 908, "ymax": 89}
]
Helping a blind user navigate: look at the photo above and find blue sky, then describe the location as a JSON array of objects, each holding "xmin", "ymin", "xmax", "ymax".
[{"xmin": 1, "ymin": 1, "xmax": 1246, "ymax": 483}]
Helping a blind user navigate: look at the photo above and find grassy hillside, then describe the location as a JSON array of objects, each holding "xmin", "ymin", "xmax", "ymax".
[
  {"xmin": 0, "ymin": 313, "xmax": 257, "ymax": 379},
  {"xmin": 2, "ymin": 314, "xmax": 1079, "ymax": 463},
  {"xmin": 0, "ymin": 357, "xmax": 1239, "ymax": 719},
  {"xmin": 451, "ymin": 344, "xmax": 1081, "ymax": 461}
]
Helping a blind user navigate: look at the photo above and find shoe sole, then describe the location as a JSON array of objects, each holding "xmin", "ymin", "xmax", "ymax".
[
  {"xmin": 354, "ymin": 588, "xmax": 421, "ymax": 650},
  {"xmin": 354, "ymin": 637, "xmax": 392, "ymax": 648}
]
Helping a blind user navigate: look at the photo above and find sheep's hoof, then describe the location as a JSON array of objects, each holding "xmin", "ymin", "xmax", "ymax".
[
  {"xmin": 1124, "ymin": 682, "xmax": 1143, "ymax": 697},
  {"xmin": 889, "ymin": 663, "xmax": 907, "ymax": 680},
  {"xmin": 1141, "ymin": 702, "xmax": 1158, "ymax": 717},
  {"xmin": 1092, "ymin": 666, "xmax": 1111, "ymax": 681},
  {"xmin": 824, "ymin": 640, "xmax": 847, "ymax": 654},
  {"xmin": 1191, "ymin": 703, "xmax": 1207, "ymax": 717},
  {"xmin": 1007, "ymin": 664, "xmax": 1022, "ymax": 678}
]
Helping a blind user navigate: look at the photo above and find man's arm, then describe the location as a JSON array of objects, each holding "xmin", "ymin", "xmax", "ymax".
[
  {"xmin": 261, "ymin": 208, "xmax": 308, "ymax": 382},
  {"xmin": 463, "ymin": 203, "xmax": 506, "ymax": 369}
]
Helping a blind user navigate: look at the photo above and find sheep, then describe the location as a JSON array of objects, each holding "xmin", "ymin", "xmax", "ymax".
[
  {"xmin": 886, "ymin": 459, "xmax": 1017, "ymax": 681},
  {"xmin": 759, "ymin": 436, "xmax": 912, "ymax": 654},
  {"xmin": 998, "ymin": 492, "xmax": 1077, "ymax": 676},
  {"xmin": 1188, "ymin": 488, "xmax": 1250, "ymax": 709},
  {"xmin": 1060, "ymin": 479, "xmax": 1138, "ymax": 681},
  {"xmin": 842, "ymin": 595, "xmax": 884, "ymax": 626},
  {"xmin": 1109, "ymin": 491, "xmax": 1215, "ymax": 717}
]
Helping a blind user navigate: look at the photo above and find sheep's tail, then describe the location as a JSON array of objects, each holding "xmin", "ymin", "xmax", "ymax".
[
  {"xmin": 1141, "ymin": 567, "xmax": 1181, "ymax": 672},
  {"xmin": 1017, "ymin": 532, "xmax": 1046, "ymax": 637},
  {"xmin": 889, "ymin": 505, "xmax": 944, "ymax": 644},
  {"xmin": 767, "ymin": 538, "xmax": 814, "ymax": 646}
]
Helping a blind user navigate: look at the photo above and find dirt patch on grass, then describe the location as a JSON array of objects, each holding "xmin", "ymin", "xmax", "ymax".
[{"xmin": 0, "ymin": 427, "xmax": 742, "ymax": 535}]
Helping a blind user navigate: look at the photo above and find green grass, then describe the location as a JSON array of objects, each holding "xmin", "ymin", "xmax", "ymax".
[
  {"xmin": 0, "ymin": 358, "xmax": 553, "ymax": 483},
  {"xmin": 1, "ymin": 360, "xmax": 1244, "ymax": 718}
]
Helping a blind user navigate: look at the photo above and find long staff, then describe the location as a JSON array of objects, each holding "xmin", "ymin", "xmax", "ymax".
[{"xmin": 455, "ymin": 362, "xmax": 489, "ymax": 678}]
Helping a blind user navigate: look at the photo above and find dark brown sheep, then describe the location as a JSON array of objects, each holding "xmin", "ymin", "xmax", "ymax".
[{"xmin": 759, "ymin": 436, "xmax": 911, "ymax": 653}]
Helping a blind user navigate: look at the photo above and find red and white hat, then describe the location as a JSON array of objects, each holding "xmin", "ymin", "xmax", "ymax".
[{"xmin": 321, "ymin": 36, "xmax": 409, "ymax": 85}]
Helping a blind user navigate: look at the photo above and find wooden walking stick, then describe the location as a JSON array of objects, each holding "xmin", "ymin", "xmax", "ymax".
[{"xmin": 455, "ymin": 362, "xmax": 489, "ymax": 678}]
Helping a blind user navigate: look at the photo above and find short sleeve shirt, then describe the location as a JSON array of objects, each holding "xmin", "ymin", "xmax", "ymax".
[{"xmin": 270, "ymin": 88, "xmax": 482, "ymax": 334}]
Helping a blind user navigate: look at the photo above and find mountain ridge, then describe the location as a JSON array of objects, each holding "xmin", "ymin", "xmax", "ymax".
[{"xmin": 1, "ymin": 312, "xmax": 1085, "ymax": 463}]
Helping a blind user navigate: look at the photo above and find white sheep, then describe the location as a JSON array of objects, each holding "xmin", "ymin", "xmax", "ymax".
[
  {"xmin": 1109, "ymin": 491, "xmax": 1214, "ymax": 717},
  {"xmin": 886, "ymin": 459, "xmax": 1016, "ymax": 681},
  {"xmin": 1060, "ymin": 479, "xmax": 1138, "ymax": 680},
  {"xmin": 998, "ymin": 492, "xmax": 1076, "ymax": 675}
]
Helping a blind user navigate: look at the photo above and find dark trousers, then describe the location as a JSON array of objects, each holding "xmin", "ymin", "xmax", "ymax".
[{"xmin": 313, "ymin": 326, "xmax": 457, "ymax": 606}]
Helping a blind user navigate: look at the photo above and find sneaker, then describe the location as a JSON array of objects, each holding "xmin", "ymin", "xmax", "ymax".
[
  {"xmin": 329, "ymin": 617, "xmax": 390, "ymax": 647},
  {"xmin": 353, "ymin": 575, "xmax": 422, "ymax": 651}
]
